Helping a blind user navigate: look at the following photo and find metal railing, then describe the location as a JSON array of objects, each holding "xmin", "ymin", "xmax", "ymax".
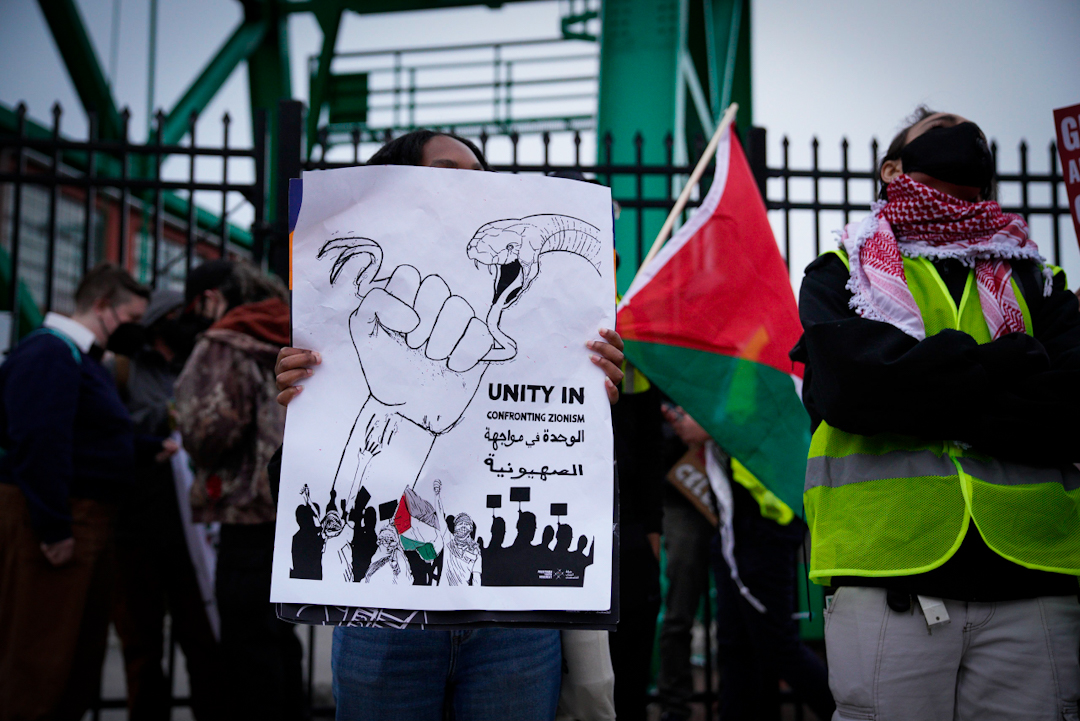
[
  {"xmin": 0, "ymin": 101, "xmax": 270, "ymax": 717},
  {"xmin": 295, "ymin": 123, "xmax": 1072, "ymax": 721},
  {"xmin": 750, "ymin": 128, "xmax": 1073, "ymax": 274},
  {"xmin": 311, "ymin": 37, "xmax": 599, "ymax": 153},
  {"xmin": 0, "ymin": 102, "xmax": 268, "ymax": 347},
  {"xmin": 306, "ymin": 124, "xmax": 1076, "ymax": 282}
]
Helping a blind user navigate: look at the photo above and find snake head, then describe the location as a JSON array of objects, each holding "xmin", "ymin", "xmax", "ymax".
[
  {"xmin": 466, "ymin": 220, "xmax": 535, "ymax": 307},
  {"xmin": 467, "ymin": 214, "xmax": 603, "ymax": 363}
]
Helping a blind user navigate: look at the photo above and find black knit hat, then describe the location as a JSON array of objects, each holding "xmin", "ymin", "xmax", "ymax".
[{"xmin": 184, "ymin": 259, "xmax": 234, "ymax": 307}]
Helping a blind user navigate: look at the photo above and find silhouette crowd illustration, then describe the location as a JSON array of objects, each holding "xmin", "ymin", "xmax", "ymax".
[{"xmin": 290, "ymin": 485, "xmax": 594, "ymax": 588}]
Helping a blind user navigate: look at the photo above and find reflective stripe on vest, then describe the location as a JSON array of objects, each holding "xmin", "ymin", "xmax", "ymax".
[
  {"xmin": 804, "ymin": 249, "xmax": 1080, "ymax": 583},
  {"xmin": 805, "ymin": 450, "xmax": 958, "ymax": 489},
  {"xmin": 956, "ymin": 457, "xmax": 1080, "ymax": 491}
]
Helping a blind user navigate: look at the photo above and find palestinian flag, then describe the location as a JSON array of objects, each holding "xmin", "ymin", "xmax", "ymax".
[
  {"xmin": 617, "ymin": 126, "xmax": 810, "ymax": 515},
  {"xmin": 393, "ymin": 486, "xmax": 444, "ymax": 561}
]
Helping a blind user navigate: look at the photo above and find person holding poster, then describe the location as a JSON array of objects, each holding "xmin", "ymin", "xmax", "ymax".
[
  {"xmin": 274, "ymin": 130, "xmax": 625, "ymax": 721},
  {"xmin": 793, "ymin": 108, "xmax": 1080, "ymax": 720}
]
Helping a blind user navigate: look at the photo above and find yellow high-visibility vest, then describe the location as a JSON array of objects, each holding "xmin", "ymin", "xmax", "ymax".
[{"xmin": 805, "ymin": 250, "xmax": 1080, "ymax": 585}]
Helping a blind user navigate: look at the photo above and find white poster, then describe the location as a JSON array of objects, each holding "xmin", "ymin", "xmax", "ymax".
[{"xmin": 270, "ymin": 165, "xmax": 616, "ymax": 612}]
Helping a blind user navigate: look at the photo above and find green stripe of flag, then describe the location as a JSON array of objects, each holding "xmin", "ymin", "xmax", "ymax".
[
  {"xmin": 400, "ymin": 535, "xmax": 438, "ymax": 561},
  {"xmin": 624, "ymin": 339, "xmax": 810, "ymax": 516}
]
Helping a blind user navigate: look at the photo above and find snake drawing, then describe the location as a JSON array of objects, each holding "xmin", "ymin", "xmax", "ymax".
[
  {"xmin": 466, "ymin": 214, "xmax": 602, "ymax": 360},
  {"xmin": 318, "ymin": 213, "xmax": 602, "ymax": 363}
]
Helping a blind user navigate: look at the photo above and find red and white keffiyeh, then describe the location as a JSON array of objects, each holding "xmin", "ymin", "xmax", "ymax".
[{"xmin": 839, "ymin": 174, "xmax": 1050, "ymax": 340}]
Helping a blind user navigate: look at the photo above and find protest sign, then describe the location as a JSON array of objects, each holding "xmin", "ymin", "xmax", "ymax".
[
  {"xmin": 270, "ymin": 165, "xmax": 616, "ymax": 612},
  {"xmin": 665, "ymin": 447, "xmax": 718, "ymax": 526},
  {"xmin": 1054, "ymin": 102, "xmax": 1080, "ymax": 246}
]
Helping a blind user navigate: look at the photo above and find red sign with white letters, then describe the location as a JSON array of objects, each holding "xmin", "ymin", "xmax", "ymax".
[{"xmin": 1053, "ymin": 103, "xmax": 1080, "ymax": 250}]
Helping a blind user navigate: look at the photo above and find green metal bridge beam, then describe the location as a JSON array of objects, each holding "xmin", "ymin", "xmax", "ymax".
[
  {"xmin": 597, "ymin": 0, "xmax": 684, "ymax": 293},
  {"xmin": 244, "ymin": 0, "xmax": 293, "ymax": 223},
  {"xmin": 306, "ymin": 7, "xmax": 344, "ymax": 157},
  {"xmin": 35, "ymin": 0, "xmax": 124, "ymax": 140},
  {"xmin": 598, "ymin": 0, "xmax": 752, "ymax": 293},
  {"xmin": 707, "ymin": 0, "xmax": 751, "ymax": 137},
  {"xmin": 160, "ymin": 19, "xmax": 269, "ymax": 146},
  {"xmin": 282, "ymin": 1, "xmax": 531, "ymax": 15}
]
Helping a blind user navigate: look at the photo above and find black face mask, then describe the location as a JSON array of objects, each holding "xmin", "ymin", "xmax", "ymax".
[
  {"xmin": 107, "ymin": 323, "xmax": 147, "ymax": 357},
  {"xmin": 901, "ymin": 121, "xmax": 994, "ymax": 192}
]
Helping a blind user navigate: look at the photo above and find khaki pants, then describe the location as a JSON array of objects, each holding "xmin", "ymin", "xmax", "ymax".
[
  {"xmin": 0, "ymin": 485, "xmax": 116, "ymax": 721},
  {"xmin": 824, "ymin": 586, "xmax": 1080, "ymax": 721},
  {"xmin": 556, "ymin": 630, "xmax": 615, "ymax": 721}
]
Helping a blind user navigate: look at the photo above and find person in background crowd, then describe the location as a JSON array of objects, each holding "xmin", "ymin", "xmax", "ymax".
[
  {"xmin": 608, "ymin": 322, "xmax": 664, "ymax": 721},
  {"xmin": 664, "ymin": 406, "xmax": 834, "ymax": 721},
  {"xmin": 0, "ymin": 264, "xmax": 148, "ymax": 720},
  {"xmin": 791, "ymin": 108, "xmax": 1080, "ymax": 720},
  {"xmin": 655, "ymin": 413, "xmax": 714, "ymax": 721},
  {"xmin": 274, "ymin": 129, "xmax": 627, "ymax": 721},
  {"xmin": 111, "ymin": 288, "xmax": 223, "ymax": 721},
  {"xmin": 173, "ymin": 259, "xmax": 302, "ymax": 721}
]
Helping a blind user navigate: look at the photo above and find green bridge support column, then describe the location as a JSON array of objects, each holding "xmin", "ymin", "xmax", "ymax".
[
  {"xmin": 598, "ymin": 0, "xmax": 751, "ymax": 293},
  {"xmin": 706, "ymin": 0, "xmax": 751, "ymax": 137},
  {"xmin": 36, "ymin": 0, "xmax": 123, "ymax": 139},
  {"xmin": 597, "ymin": 0, "xmax": 683, "ymax": 294},
  {"xmin": 245, "ymin": 0, "xmax": 293, "ymax": 225}
]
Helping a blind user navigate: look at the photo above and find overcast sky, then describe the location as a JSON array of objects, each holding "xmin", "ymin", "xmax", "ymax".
[
  {"xmin": 2, "ymin": 0, "xmax": 1078, "ymax": 275},
  {"xmin": 5, "ymin": 1, "xmax": 1077, "ymax": 147}
]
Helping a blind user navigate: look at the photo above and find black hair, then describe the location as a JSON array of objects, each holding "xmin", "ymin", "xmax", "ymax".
[
  {"xmin": 185, "ymin": 258, "xmax": 287, "ymax": 311},
  {"xmin": 366, "ymin": 130, "xmax": 492, "ymax": 171},
  {"xmin": 74, "ymin": 263, "xmax": 150, "ymax": 312},
  {"xmin": 184, "ymin": 259, "xmax": 234, "ymax": 306},
  {"xmin": 877, "ymin": 105, "xmax": 995, "ymax": 201}
]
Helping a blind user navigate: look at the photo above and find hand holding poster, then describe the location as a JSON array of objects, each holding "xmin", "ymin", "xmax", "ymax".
[{"xmin": 270, "ymin": 165, "xmax": 616, "ymax": 613}]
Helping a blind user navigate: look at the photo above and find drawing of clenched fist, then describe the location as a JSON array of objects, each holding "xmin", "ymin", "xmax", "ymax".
[{"xmin": 350, "ymin": 264, "xmax": 495, "ymax": 435}]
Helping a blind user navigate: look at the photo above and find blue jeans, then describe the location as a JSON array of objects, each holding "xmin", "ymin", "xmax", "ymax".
[{"xmin": 331, "ymin": 626, "xmax": 561, "ymax": 721}]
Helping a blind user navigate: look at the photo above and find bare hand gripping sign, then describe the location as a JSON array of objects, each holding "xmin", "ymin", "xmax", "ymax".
[{"xmin": 271, "ymin": 165, "xmax": 615, "ymax": 612}]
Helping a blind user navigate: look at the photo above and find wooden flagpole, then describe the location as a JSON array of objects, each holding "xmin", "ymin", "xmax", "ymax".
[{"xmin": 632, "ymin": 103, "xmax": 739, "ymax": 279}]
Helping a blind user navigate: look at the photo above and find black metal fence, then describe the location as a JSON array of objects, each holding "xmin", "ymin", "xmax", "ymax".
[
  {"xmin": 298, "ymin": 119, "xmax": 1076, "ymax": 287},
  {"xmin": 284, "ymin": 112, "xmax": 1078, "ymax": 720},
  {"xmin": 758, "ymin": 131, "xmax": 1073, "ymax": 275},
  {"xmin": 0, "ymin": 102, "xmax": 268, "ymax": 349}
]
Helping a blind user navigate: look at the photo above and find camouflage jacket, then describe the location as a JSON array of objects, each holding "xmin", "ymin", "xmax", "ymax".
[{"xmin": 174, "ymin": 304, "xmax": 287, "ymax": 524}]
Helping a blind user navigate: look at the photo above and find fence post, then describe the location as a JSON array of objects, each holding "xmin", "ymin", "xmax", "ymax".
[
  {"xmin": 746, "ymin": 126, "xmax": 767, "ymax": 200},
  {"xmin": 251, "ymin": 109, "xmax": 269, "ymax": 267},
  {"xmin": 9, "ymin": 104, "xmax": 26, "ymax": 349},
  {"xmin": 272, "ymin": 100, "xmax": 304, "ymax": 280}
]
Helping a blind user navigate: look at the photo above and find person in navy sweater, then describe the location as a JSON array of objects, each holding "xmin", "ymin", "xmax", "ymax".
[{"xmin": 0, "ymin": 264, "xmax": 149, "ymax": 721}]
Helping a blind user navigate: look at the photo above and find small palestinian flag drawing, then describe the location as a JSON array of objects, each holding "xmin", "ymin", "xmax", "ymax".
[{"xmin": 394, "ymin": 487, "xmax": 443, "ymax": 561}]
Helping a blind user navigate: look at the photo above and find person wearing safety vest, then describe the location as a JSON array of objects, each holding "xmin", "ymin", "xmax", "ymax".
[{"xmin": 791, "ymin": 108, "xmax": 1080, "ymax": 721}]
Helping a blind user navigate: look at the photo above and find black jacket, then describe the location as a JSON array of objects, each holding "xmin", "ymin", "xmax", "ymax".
[{"xmin": 791, "ymin": 252, "xmax": 1080, "ymax": 600}]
